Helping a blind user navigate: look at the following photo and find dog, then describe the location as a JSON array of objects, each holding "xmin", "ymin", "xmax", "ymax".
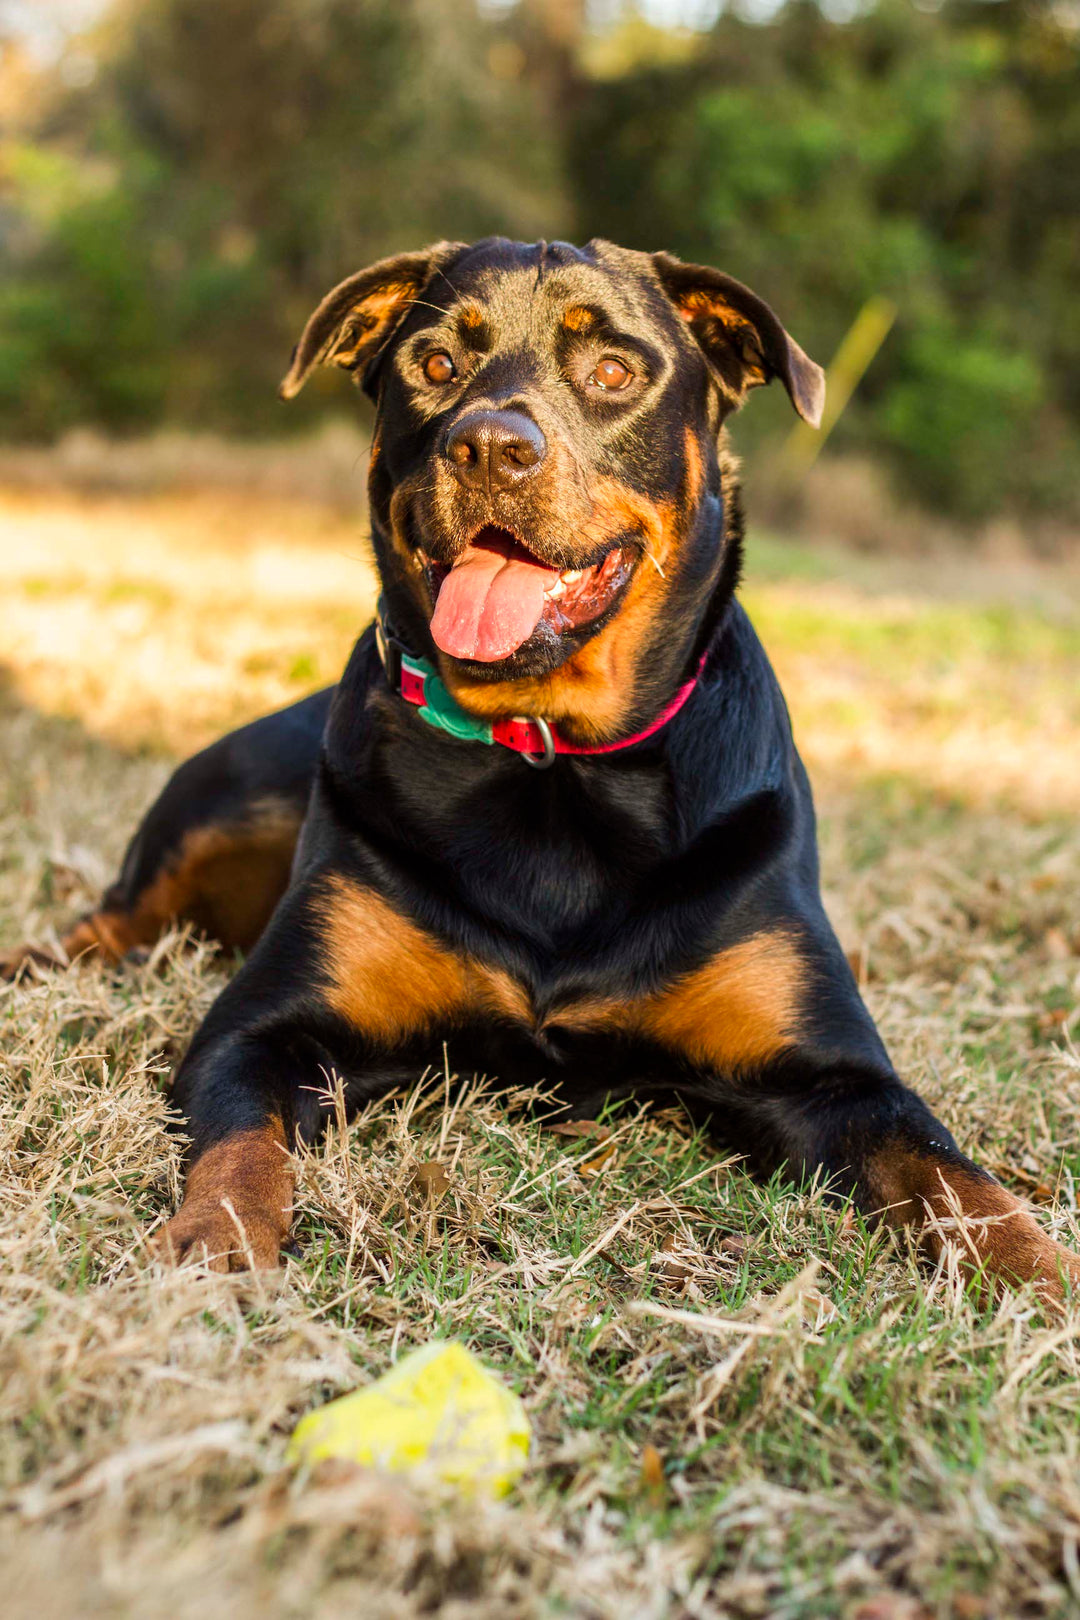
[{"xmin": 6, "ymin": 237, "xmax": 1077, "ymax": 1307}]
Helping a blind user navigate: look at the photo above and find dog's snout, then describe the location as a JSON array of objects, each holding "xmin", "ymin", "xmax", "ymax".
[{"xmin": 444, "ymin": 409, "xmax": 546, "ymax": 494}]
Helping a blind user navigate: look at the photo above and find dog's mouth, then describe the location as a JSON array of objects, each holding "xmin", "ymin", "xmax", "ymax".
[{"xmin": 421, "ymin": 526, "xmax": 635, "ymax": 663}]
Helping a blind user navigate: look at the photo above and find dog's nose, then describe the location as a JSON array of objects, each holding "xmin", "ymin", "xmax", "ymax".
[{"xmin": 444, "ymin": 410, "xmax": 546, "ymax": 493}]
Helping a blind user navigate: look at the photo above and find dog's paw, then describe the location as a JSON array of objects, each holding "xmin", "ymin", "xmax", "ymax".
[
  {"xmin": 1031, "ymin": 1237, "xmax": 1080, "ymax": 1315},
  {"xmin": 150, "ymin": 1199, "xmax": 286, "ymax": 1273},
  {"xmin": 0, "ymin": 943, "xmax": 67, "ymax": 982},
  {"xmin": 1, "ymin": 915, "xmax": 116, "ymax": 980}
]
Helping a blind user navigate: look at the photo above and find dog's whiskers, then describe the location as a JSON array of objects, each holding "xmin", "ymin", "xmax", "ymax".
[
  {"xmin": 428, "ymin": 262, "xmax": 460, "ymax": 301},
  {"xmin": 401, "ymin": 297, "xmax": 452, "ymax": 317}
]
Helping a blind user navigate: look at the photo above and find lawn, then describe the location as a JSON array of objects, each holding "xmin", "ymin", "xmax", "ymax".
[{"xmin": 2, "ymin": 482, "xmax": 1079, "ymax": 1620}]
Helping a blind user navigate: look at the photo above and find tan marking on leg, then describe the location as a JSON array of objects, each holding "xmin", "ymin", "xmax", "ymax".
[
  {"xmin": 0, "ymin": 905, "xmax": 140, "ymax": 977},
  {"xmin": 153, "ymin": 1119, "xmax": 293, "ymax": 1273},
  {"xmin": 176, "ymin": 804, "xmax": 302, "ymax": 949},
  {"xmin": 312, "ymin": 874, "xmax": 531, "ymax": 1043},
  {"xmin": 635, "ymin": 929, "xmax": 807, "ymax": 1072},
  {"xmin": 45, "ymin": 798, "xmax": 303, "ymax": 968},
  {"xmin": 869, "ymin": 1149, "xmax": 1080, "ymax": 1310},
  {"xmin": 546, "ymin": 929, "xmax": 806, "ymax": 1076},
  {"xmin": 541, "ymin": 994, "xmax": 625, "ymax": 1036},
  {"xmin": 61, "ymin": 911, "xmax": 141, "ymax": 962},
  {"xmin": 0, "ymin": 941, "xmax": 67, "ymax": 979}
]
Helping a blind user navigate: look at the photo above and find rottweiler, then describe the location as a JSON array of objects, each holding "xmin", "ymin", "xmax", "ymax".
[{"xmin": 6, "ymin": 237, "xmax": 1078, "ymax": 1307}]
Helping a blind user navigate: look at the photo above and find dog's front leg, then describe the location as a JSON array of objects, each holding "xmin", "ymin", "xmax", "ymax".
[
  {"xmin": 638, "ymin": 929, "xmax": 1080, "ymax": 1311},
  {"xmin": 152, "ymin": 1030, "xmax": 302, "ymax": 1271},
  {"xmin": 689, "ymin": 1071, "xmax": 1080, "ymax": 1311},
  {"xmin": 150, "ymin": 867, "xmax": 510, "ymax": 1270}
]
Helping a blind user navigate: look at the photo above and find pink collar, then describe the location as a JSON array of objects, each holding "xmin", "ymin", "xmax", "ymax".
[{"xmin": 375, "ymin": 605, "xmax": 704, "ymax": 770}]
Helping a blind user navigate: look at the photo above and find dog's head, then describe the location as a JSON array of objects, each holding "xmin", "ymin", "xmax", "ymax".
[{"xmin": 282, "ymin": 238, "xmax": 822, "ymax": 740}]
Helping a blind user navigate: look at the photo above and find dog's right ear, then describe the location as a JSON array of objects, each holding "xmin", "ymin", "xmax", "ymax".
[{"xmin": 279, "ymin": 242, "xmax": 465, "ymax": 402}]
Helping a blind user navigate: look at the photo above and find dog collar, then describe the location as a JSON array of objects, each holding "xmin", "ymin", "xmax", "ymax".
[{"xmin": 374, "ymin": 600, "xmax": 702, "ymax": 770}]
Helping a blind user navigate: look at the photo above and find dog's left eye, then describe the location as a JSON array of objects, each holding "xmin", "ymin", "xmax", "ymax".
[
  {"xmin": 423, "ymin": 352, "xmax": 457, "ymax": 385},
  {"xmin": 586, "ymin": 357, "xmax": 633, "ymax": 392}
]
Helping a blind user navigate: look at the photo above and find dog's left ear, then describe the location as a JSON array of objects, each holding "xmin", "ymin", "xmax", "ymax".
[
  {"xmin": 279, "ymin": 241, "xmax": 465, "ymax": 401},
  {"xmin": 652, "ymin": 252, "xmax": 825, "ymax": 428}
]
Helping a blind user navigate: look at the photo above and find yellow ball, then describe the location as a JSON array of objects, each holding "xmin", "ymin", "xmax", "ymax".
[{"xmin": 287, "ymin": 1340, "xmax": 530, "ymax": 1497}]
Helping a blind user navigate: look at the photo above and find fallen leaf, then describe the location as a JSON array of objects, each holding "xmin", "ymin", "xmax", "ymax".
[
  {"xmin": 990, "ymin": 1159, "xmax": 1058, "ymax": 1204},
  {"xmin": 800, "ymin": 1285, "xmax": 837, "ymax": 1327},
  {"xmin": 655, "ymin": 1235, "xmax": 692, "ymax": 1282},
  {"xmin": 951, "ymin": 1597, "xmax": 990, "ymax": 1620},
  {"xmin": 1037, "ymin": 1006, "xmax": 1072, "ymax": 1033},
  {"xmin": 852, "ymin": 1598, "xmax": 931, "ymax": 1620},
  {"xmin": 1044, "ymin": 926, "xmax": 1071, "ymax": 962},
  {"xmin": 579, "ymin": 1144, "xmax": 618, "ymax": 1175},
  {"xmin": 638, "ymin": 1443, "xmax": 666, "ymax": 1503},
  {"xmin": 719, "ymin": 1234, "xmax": 751, "ymax": 1260},
  {"xmin": 414, "ymin": 1161, "xmax": 451, "ymax": 1202},
  {"xmin": 549, "ymin": 1119, "xmax": 611, "ymax": 1140}
]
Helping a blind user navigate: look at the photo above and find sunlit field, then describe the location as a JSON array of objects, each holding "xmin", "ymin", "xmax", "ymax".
[{"xmin": 3, "ymin": 481, "xmax": 1080, "ymax": 1619}]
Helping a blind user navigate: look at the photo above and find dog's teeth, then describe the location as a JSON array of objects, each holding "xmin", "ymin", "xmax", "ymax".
[
  {"xmin": 546, "ymin": 579, "xmax": 566, "ymax": 599},
  {"xmin": 561, "ymin": 569, "xmax": 583, "ymax": 584}
]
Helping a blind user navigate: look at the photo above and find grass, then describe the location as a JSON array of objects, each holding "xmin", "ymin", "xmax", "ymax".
[{"xmin": 2, "ymin": 483, "xmax": 1080, "ymax": 1619}]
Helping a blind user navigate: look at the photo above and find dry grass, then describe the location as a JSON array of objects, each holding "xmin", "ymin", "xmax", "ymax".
[
  {"xmin": 0, "ymin": 424, "xmax": 372, "ymax": 511},
  {"xmin": 749, "ymin": 452, "xmax": 1080, "ymax": 561},
  {"xmin": 2, "ymin": 483, "xmax": 1080, "ymax": 1619}
]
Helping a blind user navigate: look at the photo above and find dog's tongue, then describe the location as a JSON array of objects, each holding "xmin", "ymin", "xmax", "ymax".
[{"xmin": 430, "ymin": 530, "xmax": 560, "ymax": 662}]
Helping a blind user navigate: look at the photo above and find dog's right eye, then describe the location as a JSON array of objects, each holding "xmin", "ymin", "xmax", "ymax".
[{"xmin": 423, "ymin": 352, "xmax": 457, "ymax": 385}]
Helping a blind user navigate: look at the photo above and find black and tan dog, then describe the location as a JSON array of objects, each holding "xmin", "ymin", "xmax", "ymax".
[{"xmin": 7, "ymin": 237, "xmax": 1078, "ymax": 1307}]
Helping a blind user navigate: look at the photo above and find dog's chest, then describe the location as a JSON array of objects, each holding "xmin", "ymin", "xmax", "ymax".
[{"xmin": 331, "ymin": 917, "xmax": 805, "ymax": 1112}]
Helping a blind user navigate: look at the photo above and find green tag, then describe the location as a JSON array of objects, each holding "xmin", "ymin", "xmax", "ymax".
[{"xmin": 411, "ymin": 660, "xmax": 495, "ymax": 746}]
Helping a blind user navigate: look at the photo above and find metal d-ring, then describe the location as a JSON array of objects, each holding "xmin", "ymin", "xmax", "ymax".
[{"xmin": 518, "ymin": 714, "xmax": 556, "ymax": 770}]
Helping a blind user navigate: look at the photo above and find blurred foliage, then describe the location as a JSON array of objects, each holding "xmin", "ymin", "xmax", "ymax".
[
  {"xmin": 0, "ymin": 0, "xmax": 568, "ymax": 436},
  {"xmin": 1, "ymin": 0, "xmax": 1078, "ymax": 523},
  {"xmin": 575, "ymin": 0, "xmax": 1080, "ymax": 521}
]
